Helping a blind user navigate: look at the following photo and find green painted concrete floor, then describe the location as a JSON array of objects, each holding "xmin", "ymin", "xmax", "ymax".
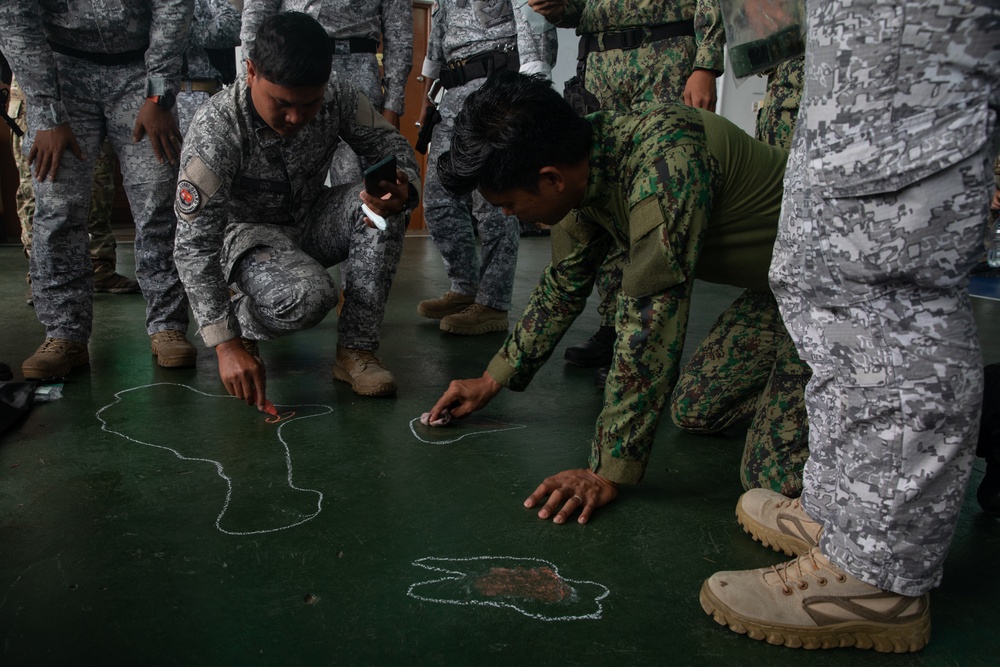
[{"xmin": 1, "ymin": 237, "xmax": 999, "ymax": 666}]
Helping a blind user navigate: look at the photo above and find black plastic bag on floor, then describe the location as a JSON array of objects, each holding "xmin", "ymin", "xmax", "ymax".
[{"xmin": 0, "ymin": 381, "xmax": 36, "ymax": 436}]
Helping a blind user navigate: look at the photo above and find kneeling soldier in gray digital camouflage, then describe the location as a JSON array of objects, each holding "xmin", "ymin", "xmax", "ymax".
[{"xmin": 174, "ymin": 11, "xmax": 420, "ymax": 408}]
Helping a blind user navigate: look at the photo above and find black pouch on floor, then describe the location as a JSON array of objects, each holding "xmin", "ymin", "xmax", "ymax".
[{"xmin": 0, "ymin": 381, "xmax": 36, "ymax": 436}]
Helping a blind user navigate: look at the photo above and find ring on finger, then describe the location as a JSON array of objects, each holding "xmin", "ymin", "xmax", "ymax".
[{"xmin": 572, "ymin": 495, "xmax": 583, "ymax": 504}]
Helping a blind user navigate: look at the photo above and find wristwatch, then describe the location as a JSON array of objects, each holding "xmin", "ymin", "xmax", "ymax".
[{"xmin": 146, "ymin": 90, "xmax": 176, "ymax": 110}]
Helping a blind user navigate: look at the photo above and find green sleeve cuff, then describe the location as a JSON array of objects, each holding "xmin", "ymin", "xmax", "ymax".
[
  {"xmin": 589, "ymin": 447, "xmax": 647, "ymax": 485},
  {"xmin": 486, "ymin": 354, "xmax": 517, "ymax": 389}
]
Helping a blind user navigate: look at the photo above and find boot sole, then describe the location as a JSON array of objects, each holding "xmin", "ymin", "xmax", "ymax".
[
  {"xmin": 699, "ymin": 581, "xmax": 930, "ymax": 652},
  {"xmin": 22, "ymin": 351, "xmax": 90, "ymax": 380},
  {"xmin": 736, "ymin": 497, "xmax": 817, "ymax": 558},
  {"xmin": 332, "ymin": 365, "xmax": 397, "ymax": 397},
  {"xmin": 439, "ymin": 320, "xmax": 508, "ymax": 336}
]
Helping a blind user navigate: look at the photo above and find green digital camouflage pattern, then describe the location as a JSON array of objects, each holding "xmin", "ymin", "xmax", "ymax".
[
  {"xmin": 9, "ymin": 78, "xmax": 118, "ymax": 264},
  {"xmin": 668, "ymin": 53, "xmax": 808, "ymax": 496},
  {"xmin": 487, "ymin": 106, "xmax": 787, "ymax": 484},
  {"xmin": 754, "ymin": 56, "xmax": 804, "ymax": 151}
]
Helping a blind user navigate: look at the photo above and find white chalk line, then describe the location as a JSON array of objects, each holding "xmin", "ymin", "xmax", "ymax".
[
  {"xmin": 96, "ymin": 382, "xmax": 329, "ymax": 536},
  {"xmin": 406, "ymin": 555, "xmax": 610, "ymax": 621},
  {"xmin": 408, "ymin": 417, "xmax": 526, "ymax": 444}
]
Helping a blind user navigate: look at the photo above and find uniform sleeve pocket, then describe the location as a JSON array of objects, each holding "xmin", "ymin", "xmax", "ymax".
[{"xmin": 622, "ymin": 197, "xmax": 686, "ymax": 298}]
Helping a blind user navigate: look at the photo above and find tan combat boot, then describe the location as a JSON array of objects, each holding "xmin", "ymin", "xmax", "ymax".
[
  {"xmin": 333, "ymin": 346, "xmax": 397, "ymax": 397},
  {"xmin": 701, "ymin": 547, "xmax": 931, "ymax": 652},
  {"xmin": 416, "ymin": 291, "xmax": 475, "ymax": 320},
  {"xmin": 439, "ymin": 303, "xmax": 508, "ymax": 335},
  {"xmin": 736, "ymin": 488, "xmax": 823, "ymax": 557},
  {"xmin": 22, "ymin": 338, "xmax": 90, "ymax": 379},
  {"xmin": 150, "ymin": 330, "xmax": 197, "ymax": 368},
  {"xmin": 92, "ymin": 262, "xmax": 141, "ymax": 294}
]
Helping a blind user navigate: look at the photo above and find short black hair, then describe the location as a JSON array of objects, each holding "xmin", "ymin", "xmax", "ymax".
[
  {"xmin": 250, "ymin": 12, "xmax": 332, "ymax": 87},
  {"xmin": 437, "ymin": 72, "xmax": 592, "ymax": 195}
]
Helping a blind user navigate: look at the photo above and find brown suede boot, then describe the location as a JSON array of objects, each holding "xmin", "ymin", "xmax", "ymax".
[
  {"xmin": 333, "ymin": 346, "xmax": 397, "ymax": 397},
  {"xmin": 416, "ymin": 291, "xmax": 475, "ymax": 320},
  {"xmin": 93, "ymin": 262, "xmax": 140, "ymax": 294},
  {"xmin": 150, "ymin": 330, "xmax": 197, "ymax": 368},
  {"xmin": 701, "ymin": 547, "xmax": 930, "ymax": 652},
  {"xmin": 22, "ymin": 338, "xmax": 89, "ymax": 379},
  {"xmin": 736, "ymin": 488, "xmax": 822, "ymax": 557},
  {"xmin": 439, "ymin": 303, "xmax": 508, "ymax": 335}
]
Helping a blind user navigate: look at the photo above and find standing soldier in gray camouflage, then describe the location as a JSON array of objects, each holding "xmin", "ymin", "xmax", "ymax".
[
  {"xmin": 415, "ymin": 0, "xmax": 558, "ymax": 336},
  {"xmin": 529, "ymin": 0, "xmax": 725, "ymax": 370},
  {"xmin": 175, "ymin": 0, "xmax": 242, "ymax": 137},
  {"xmin": 700, "ymin": 0, "xmax": 1000, "ymax": 652},
  {"xmin": 239, "ymin": 0, "xmax": 413, "ymax": 187},
  {"xmin": 173, "ymin": 11, "xmax": 420, "ymax": 406},
  {"xmin": 8, "ymin": 76, "xmax": 141, "ymax": 306},
  {"xmin": 0, "ymin": 0, "xmax": 198, "ymax": 380},
  {"xmin": 425, "ymin": 72, "xmax": 788, "ymax": 525},
  {"xmin": 669, "ymin": 53, "xmax": 810, "ymax": 498}
]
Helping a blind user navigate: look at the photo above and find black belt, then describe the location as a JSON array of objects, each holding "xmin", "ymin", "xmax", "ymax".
[
  {"xmin": 48, "ymin": 40, "xmax": 147, "ymax": 66},
  {"xmin": 439, "ymin": 49, "xmax": 519, "ymax": 90},
  {"xmin": 330, "ymin": 37, "xmax": 379, "ymax": 55},
  {"xmin": 579, "ymin": 20, "xmax": 695, "ymax": 59}
]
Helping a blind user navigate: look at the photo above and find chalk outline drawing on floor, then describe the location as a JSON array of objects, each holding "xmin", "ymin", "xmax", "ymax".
[
  {"xmin": 96, "ymin": 382, "xmax": 329, "ymax": 536},
  {"xmin": 406, "ymin": 555, "xmax": 610, "ymax": 621},
  {"xmin": 408, "ymin": 416, "xmax": 526, "ymax": 444}
]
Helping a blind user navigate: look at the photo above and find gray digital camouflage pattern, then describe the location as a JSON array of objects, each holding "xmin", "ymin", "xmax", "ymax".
[
  {"xmin": 8, "ymin": 79, "xmax": 118, "ymax": 264},
  {"xmin": 485, "ymin": 106, "xmax": 787, "ymax": 484},
  {"xmin": 422, "ymin": 0, "xmax": 557, "ymax": 311},
  {"xmin": 173, "ymin": 77, "xmax": 420, "ymax": 351},
  {"xmin": 176, "ymin": 0, "xmax": 242, "ymax": 136},
  {"xmin": 771, "ymin": 0, "xmax": 1000, "ymax": 596},
  {"xmin": 0, "ymin": 0, "xmax": 194, "ymax": 343},
  {"xmin": 241, "ymin": 1, "xmax": 414, "ymax": 187}
]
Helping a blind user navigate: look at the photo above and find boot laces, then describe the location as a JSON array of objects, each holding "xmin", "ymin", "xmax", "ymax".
[
  {"xmin": 768, "ymin": 550, "xmax": 846, "ymax": 595},
  {"xmin": 39, "ymin": 338, "xmax": 78, "ymax": 354},
  {"xmin": 156, "ymin": 330, "xmax": 186, "ymax": 343}
]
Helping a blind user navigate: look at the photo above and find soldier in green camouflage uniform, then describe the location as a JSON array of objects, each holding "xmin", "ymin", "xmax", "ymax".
[
  {"xmin": 669, "ymin": 54, "xmax": 809, "ymax": 497},
  {"xmin": 8, "ymin": 78, "xmax": 139, "ymax": 303},
  {"xmin": 427, "ymin": 73, "xmax": 788, "ymax": 525},
  {"xmin": 531, "ymin": 0, "xmax": 725, "ymax": 367}
]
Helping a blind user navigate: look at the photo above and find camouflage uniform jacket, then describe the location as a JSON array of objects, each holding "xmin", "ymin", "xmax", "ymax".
[
  {"xmin": 173, "ymin": 77, "xmax": 421, "ymax": 347},
  {"xmin": 485, "ymin": 106, "xmax": 787, "ymax": 484},
  {"xmin": 0, "ymin": 0, "xmax": 193, "ymax": 129},
  {"xmin": 240, "ymin": 0, "xmax": 413, "ymax": 115},
  {"xmin": 550, "ymin": 0, "xmax": 725, "ymax": 74},
  {"xmin": 184, "ymin": 0, "xmax": 241, "ymax": 80},
  {"xmin": 421, "ymin": 0, "xmax": 557, "ymax": 80}
]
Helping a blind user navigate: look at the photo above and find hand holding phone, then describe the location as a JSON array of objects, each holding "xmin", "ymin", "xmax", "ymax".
[{"xmin": 363, "ymin": 155, "xmax": 398, "ymax": 198}]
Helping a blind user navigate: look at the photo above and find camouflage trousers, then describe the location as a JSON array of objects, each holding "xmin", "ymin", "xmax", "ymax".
[
  {"xmin": 175, "ymin": 90, "xmax": 212, "ymax": 138},
  {"xmin": 9, "ymin": 79, "xmax": 118, "ymax": 266},
  {"xmin": 754, "ymin": 56, "xmax": 804, "ymax": 151},
  {"xmin": 670, "ymin": 288, "xmax": 810, "ymax": 495},
  {"xmin": 584, "ymin": 36, "xmax": 697, "ymax": 329},
  {"xmin": 22, "ymin": 55, "xmax": 189, "ymax": 342},
  {"xmin": 423, "ymin": 77, "xmax": 519, "ymax": 311},
  {"xmin": 231, "ymin": 182, "xmax": 405, "ymax": 351},
  {"xmin": 328, "ymin": 54, "xmax": 384, "ymax": 188}
]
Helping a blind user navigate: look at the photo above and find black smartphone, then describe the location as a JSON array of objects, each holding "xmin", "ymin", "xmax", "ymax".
[{"xmin": 363, "ymin": 155, "xmax": 398, "ymax": 198}]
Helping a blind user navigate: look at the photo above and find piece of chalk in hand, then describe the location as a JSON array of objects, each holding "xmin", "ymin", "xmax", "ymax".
[
  {"xmin": 261, "ymin": 399, "xmax": 278, "ymax": 416},
  {"xmin": 419, "ymin": 409, "xmax": 452, "ymax": 427},
  {"xmin": 362, "ymin": 202, "xmax": 387, "ymax": 230}
]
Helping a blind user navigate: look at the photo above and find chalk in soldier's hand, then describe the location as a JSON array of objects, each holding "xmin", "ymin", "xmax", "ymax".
[
  {"xmin": 420, "ymin": 409, "xmax": 452, "ymax": 427},
  {"xmin": 261, "ymin": 399, "xmax": 278, "ymax": 416}
]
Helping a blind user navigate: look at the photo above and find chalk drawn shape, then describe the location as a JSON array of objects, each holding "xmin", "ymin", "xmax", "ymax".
[
  {"xmin": 409, "ymin": 416, "xmax": 525, "ymax": 445},
  {"xmin": 406, "ymin": 556, "xmax": 610, "ymax": 621},
  {"xmin": 96, "ymin": 382, "xmax": 330, "ymax": 535}
]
